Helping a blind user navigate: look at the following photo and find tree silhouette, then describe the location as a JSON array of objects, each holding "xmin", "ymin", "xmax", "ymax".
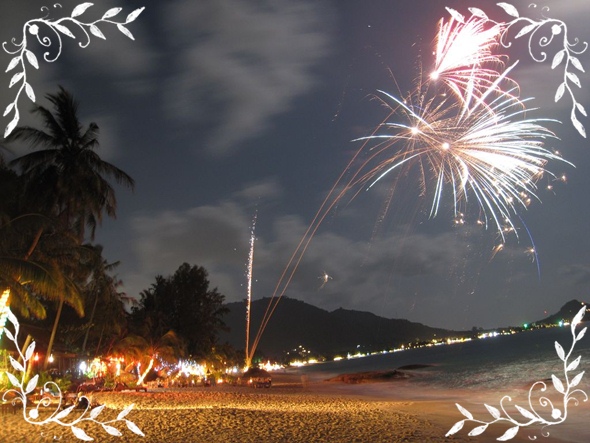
[{"xmin": 7, "ymin": 87, "xmax": 134, "ymax": 367}]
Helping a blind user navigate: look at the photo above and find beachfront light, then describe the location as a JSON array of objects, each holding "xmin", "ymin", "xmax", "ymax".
[
  {"xmin": 0, "ymin": 289, "xmax": 10, "ymax": 338},
  {"xmin": 290, "ymin": 360, "xmax": 306, "ymax": 367}
]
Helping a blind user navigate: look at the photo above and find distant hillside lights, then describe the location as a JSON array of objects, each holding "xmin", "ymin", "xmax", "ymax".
[{"xmin": 285, "ymin": 344, "xmax": 323, "ymax": 367}]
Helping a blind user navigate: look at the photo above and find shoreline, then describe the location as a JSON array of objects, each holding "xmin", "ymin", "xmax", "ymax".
[{"xmin": 1, "ymin": 372, "xmax": 586, "ymax": 442}]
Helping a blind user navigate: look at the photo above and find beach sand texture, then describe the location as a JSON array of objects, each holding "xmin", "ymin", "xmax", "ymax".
[{"xmin": 1, "ymin": 373, "xmax": 584, "ymax": 443}]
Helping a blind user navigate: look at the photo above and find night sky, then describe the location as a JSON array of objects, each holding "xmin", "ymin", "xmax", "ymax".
[{"xmin": 1, "ymin": 0, "xmax": 589, "ymax": 331}]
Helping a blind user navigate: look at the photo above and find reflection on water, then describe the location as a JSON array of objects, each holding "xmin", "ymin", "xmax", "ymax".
[{"xmin": 295, "ymin": 325, "xmax": 590, "ymax": 392}]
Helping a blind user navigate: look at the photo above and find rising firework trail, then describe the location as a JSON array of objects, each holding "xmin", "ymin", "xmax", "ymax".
[
  {"xmin": 249, "ymin": 85, "xmax": 569, "ymax": 363},
  {"xmin": 318, "ymin": 271, "xmax": 332, "ymax": 289},
  {"xmin": 247, "ymin": 4, "xmax": 578, "ymax": 363},
  {"xmin": 244, "ymin": 212, "xmax": 256, "ymax": 369},
  {"xmin": 517, "ymin": 213, "xmax": 541, "ymax": 280}
]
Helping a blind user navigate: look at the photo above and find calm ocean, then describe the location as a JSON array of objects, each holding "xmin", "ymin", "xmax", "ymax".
[{"xmin": 294, "ymin": 325, "xmax": 590, "ymax": 392}]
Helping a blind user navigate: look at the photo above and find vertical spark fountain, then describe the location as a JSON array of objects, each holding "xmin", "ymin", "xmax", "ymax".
[{"xmin": 244, "ymin": 212, "xmax": 257, "ymax": 369}]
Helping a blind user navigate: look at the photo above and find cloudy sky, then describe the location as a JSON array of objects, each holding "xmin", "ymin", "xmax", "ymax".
[{"xmin": 1, "ymin": 0, "xmax": 589, "ymax": 331}]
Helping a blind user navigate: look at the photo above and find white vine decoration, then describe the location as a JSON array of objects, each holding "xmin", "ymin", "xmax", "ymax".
[
  {"xmin": 1, "ymin": 308, "xmax": 144, "ymax": 441},
  {"xmin": 449, "ymin": 3, "xmax": 588, "ymax": 138},
  {"xmin": 2, "ymin": 2, "xmax": 145, "ymax": 138},
  {"xmin": 446, "ymin": 305, "xmax": 588, "ymax": 441}
]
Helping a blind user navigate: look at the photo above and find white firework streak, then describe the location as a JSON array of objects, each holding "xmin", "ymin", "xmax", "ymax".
[
  {"xmin": 245, "ymin": 212, "xmax": 257, "ymax": 367},
  {"xmin": 446, "ymin": 305, "xmax": 588, "ymax": 441},
  {"xmin": 352, "ymin": 83, "xmax": 570, "ymax": 240},
  {"xmin": 431, "ymin": 8, "xmax": 511, "ymax": 108},
  {"xmin": 2, "ymin": 3, "xmax": 145, "ymax": 138},
  {"xmin": 439, "ymin": 3, "xmax": 588, "ymax": 138}
]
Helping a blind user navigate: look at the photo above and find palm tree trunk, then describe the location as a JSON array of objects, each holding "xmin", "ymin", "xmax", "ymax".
[
  {"xmin": 95, "ymin": 322, "xmax": 106, "ymax": 357},
  {"xmin": 44, "ymin": 297, "xmax": 64, "ymax": 370},
  {"xmin": 21, "ymin": 334, "xmax": 35, "ymax": 383},
  {"xmin": 23, "ymin": 227, "xmax": 44, "ymax": 260},
  {"xmin": 137, "ymin": 357, "xmax": 154, "ymax": 386},
  {"xmin": 81, "ymin": 291, "xmax": 100, "ymax": 353}
]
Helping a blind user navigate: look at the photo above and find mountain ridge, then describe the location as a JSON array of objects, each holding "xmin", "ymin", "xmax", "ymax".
[
  {"xmin": 219, "ymin": 297, "xmax": 588, "ymax": 360},
  {"xmin": 219, "ymin": 296, "xmax": 463, "ymax": 360}
]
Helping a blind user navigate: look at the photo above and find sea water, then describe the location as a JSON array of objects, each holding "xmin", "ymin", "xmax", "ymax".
[
  {"xmin": 292, "ymin": 325, "xmax": 590, "ymax": 443},
  {"xmin": 296, "ymin": 325, "xmax": 590, "ymax": 392}
]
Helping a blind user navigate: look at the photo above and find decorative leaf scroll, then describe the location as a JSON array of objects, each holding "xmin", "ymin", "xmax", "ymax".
[
  {"xmin": 494, "ymin": 3, "xmax": 587, "ymax": 137},
  {"xmin": 446, "ymin": 305, "xmax": 589, "ymax": 440},
  {"xmin": 1, "ymin": 307, "xmax": 144, "ymax": 440},
  {"xmin": 2, "ymin": 3, "xmax": 145, "ymax": 138}
]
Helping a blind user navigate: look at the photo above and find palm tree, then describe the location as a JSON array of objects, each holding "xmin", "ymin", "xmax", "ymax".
[
  {"xmin": 80, "ymin": 245, "xmax": 129, "ymax": 355},
  {"xmin": 115, "ymin": 329, "xmax": 184, "ymax": 386},
  {"xmin": 8, "ymin": 86, "xmax": 135, "ymax": 241},
  {"xmin": 6, "ymin": 87, "xmax": 135, "ymax": 367},
  {"xmin": 0, "ymin": 159, "xmax": 82, "ymax": 322}
]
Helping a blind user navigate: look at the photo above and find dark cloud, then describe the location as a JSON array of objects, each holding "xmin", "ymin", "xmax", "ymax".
[
  {"xmin": 560, "ymin": 264, "xmax": 590, "ymax": 286},
  {"xmin": 2, "ymin": 0, "xmax": 589, "ymax": 332},
  {"xmin": 161, "ymin": 0, "xmax": 333, "ymax": 156}
]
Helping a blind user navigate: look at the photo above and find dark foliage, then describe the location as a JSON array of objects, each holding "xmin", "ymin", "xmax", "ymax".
[{"xmin": 130, "ymin": 263, "xmax": 229, "ymax": 359}]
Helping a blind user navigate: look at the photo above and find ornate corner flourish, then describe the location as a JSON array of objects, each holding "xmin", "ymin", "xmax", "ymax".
[
  {"xmin": 446, "ymin": 305, "xmax": 588, "ymax": 441},
  {"xmin": 2, "ymin": 2, "xmax": 145, "ymax": 138},
  {"xmin": 448, "ymin": 3, "xmax": 588, "ymax": 138},
  {"xmin": 1, "ymin": 308, "xmax": 144, "ymax": 441}
]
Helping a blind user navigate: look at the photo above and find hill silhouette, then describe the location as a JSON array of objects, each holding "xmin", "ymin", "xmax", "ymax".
[
  {"xmin": 219, "ymin": 297, "xmax": 462, "ymax": 359},
  {"xmin": 534, "ymin": 299, "xmax": 589, "ymax": 326},
  {"xmin": 220, "ymin": 298, "xmax": 589, "ymax": 360}
]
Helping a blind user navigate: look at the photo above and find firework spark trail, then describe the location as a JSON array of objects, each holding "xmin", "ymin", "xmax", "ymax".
[
  {"xmin": 515, "ymin": 213, "xmax": 541, "ymax": 280},
  {"xmin": 245, "ymin": 212, "xmax": 256, "ymax": 368},
  {"xmin": 248, "ymin": 84, "xmax": 569, "ymax": 364},
  {"xmin": 440, "ymin": 4, "xmax": 588, "ymax": 137},
  {"xmin": 431, "ymin": 10, "xmax": 518, "ymax": 112},
  {"xmin": 318, "ymin": 271, "xmax": 332, "ymax": 289},
  {"xmin": 428, "ymin": 7, "xmax": 575, "ymax": 126},
  {"xmin": 247, "ymin": 5, "xmax": 579, "ymax": 363},
  {"xmin": 247, "ymin": 115, "xmax": 390, "ymax": 363},
  {"xmin": 354, "ymin": 82, "xmax": 570, "ymax": 240}
]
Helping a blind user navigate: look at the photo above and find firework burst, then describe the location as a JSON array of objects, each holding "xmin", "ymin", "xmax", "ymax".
[
  {"xmin": 431, "ymin": 10, "xmax": 507, "ymax": 99},
  {"xmin": 246, "ymin": 3, "xmax": 581, "ymax": 364},
  {"xmin": 351, "ymin": 81, "xmax": 569, "ymax": 240}
]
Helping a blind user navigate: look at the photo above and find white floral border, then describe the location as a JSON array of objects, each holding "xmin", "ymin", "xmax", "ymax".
[
  {"xmin": 440, "ymin": 4, "xmax": 588, "ymax": 438},
  {"xmin": 1, "ymin": 2, "xmax": 588, "ymax": 442},
  {"xmin": 1, "ymin": 3, "xmax": 145, "ymax": 440},
  {"xmin": 2, "ymin": 2, "xmax": 145, "ymax": 138},
  {"xmin": 446, "ymin": 305, "xmax": 588, "ymax": 440},
  {"xmin": 446, "ymin": 3, "xmax": 588, "ymax": 137},
  {"xmin": 2, "ymin": 307, "xmax": 144, "ymax": 441}
]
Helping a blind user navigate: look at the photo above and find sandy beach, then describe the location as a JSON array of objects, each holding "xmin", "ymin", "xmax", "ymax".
[{"xmin": 1, "ymin": 372, "xmax": 586, "ymax": 443}]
